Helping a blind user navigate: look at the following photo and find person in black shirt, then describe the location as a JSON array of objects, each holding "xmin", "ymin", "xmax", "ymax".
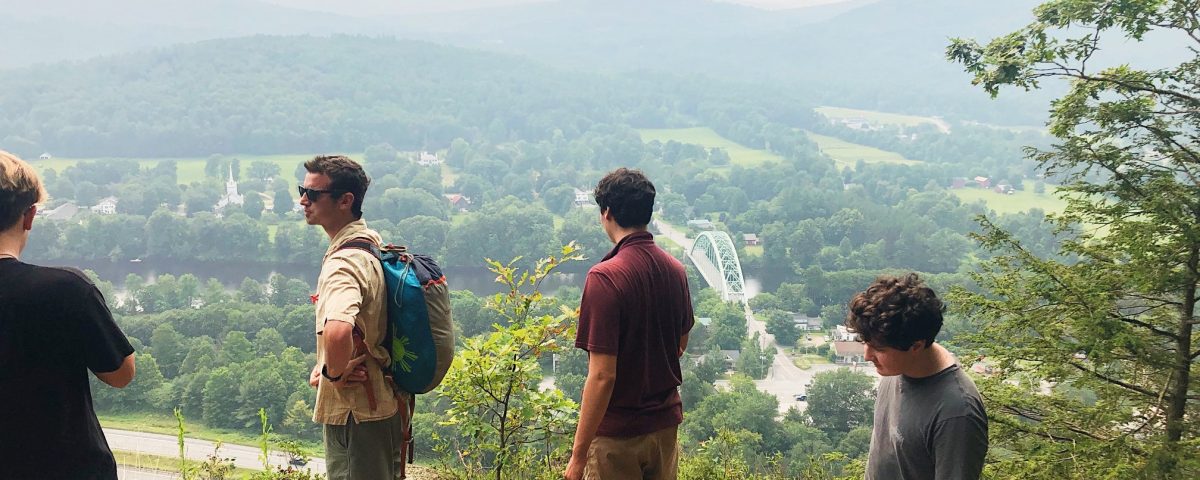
[
  {"xmin": 0, "ymin": 150, "xmax": 136, "ymax": 480},
  {"xmin": 846, "ymin": 273, "xmax": 988, "ymax": 480}
]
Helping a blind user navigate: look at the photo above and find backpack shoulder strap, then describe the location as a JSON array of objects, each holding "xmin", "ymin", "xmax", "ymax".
[{"xmin": 337, "ymin": 237, "xmax": 381, "ymax": 260}]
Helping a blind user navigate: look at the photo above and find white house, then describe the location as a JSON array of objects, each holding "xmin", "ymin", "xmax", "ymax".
[
  {"xmin": 39, "ymin": 152, "xmax": 52, "ymax": 160},
  {"xmin": 417, "ymin": 151, "xmax": 442, "ymax": 167},
  {"xmin": 573, "ymin": 188, "xmax": 592, "ymax": 207},
  {"xmin": 91, "ymin": 197, "xmax": 118, "ymax": 215},
  {"xmin": 833, "ymin": 325, "xmax": 857, "ymax": 342}
]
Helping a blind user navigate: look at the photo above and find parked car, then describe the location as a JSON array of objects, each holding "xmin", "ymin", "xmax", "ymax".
[{"xmin": 793, "ymin": 392, "xmax": 807, "ymax": 402}]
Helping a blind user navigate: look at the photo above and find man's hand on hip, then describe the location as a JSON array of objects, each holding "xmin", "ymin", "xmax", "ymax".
[{"xmin": 328, "ymin": 354, "xmax": 370, "ymax": 388}]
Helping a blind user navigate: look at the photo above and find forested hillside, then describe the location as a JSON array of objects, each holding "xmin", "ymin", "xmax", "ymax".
[{"xmin": 0, "ymin": 35, "xmax": 821, "ymax": 157}]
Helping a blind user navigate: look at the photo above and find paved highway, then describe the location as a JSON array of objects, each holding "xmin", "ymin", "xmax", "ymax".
[{"xmin": 105, "ymin": 428, "xmax": 325, "ymax": 476}]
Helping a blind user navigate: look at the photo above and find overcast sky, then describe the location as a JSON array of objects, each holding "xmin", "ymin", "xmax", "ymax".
[{"xmin": 259, "ymin": 0, "xmax": 865, "ymax": 16}]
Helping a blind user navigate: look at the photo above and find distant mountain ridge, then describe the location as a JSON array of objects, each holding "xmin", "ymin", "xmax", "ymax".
[
  {"xmin": 3, "ymin": 0, "xmax": 1143, "ymax": 123},
  {"xmin": 0, "ymin": 35, "xmax": 815, "ymax": 157}
]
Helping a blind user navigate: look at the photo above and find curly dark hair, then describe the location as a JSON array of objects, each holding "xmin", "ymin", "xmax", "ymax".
[
  {"xmin": 845, "ymin": 273, "xmax": 945, "ymax": 350},
  {"xmin": 593, "ymin": 168, "xmax": 655, "ymax": 228},
  {"xmin": 304, "ymin": 155, "xmax": 370, "ymax": 219}
]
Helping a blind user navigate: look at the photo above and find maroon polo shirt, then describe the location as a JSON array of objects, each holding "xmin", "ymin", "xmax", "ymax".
[{"xmin": 575, "ymin": 230, "xmax": 695, "ymax": 438}]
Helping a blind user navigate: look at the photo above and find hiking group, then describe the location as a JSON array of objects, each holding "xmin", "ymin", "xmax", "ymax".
[{"xmin": 0, "ymin": 150, "xmax": 987, "ymax": 480}]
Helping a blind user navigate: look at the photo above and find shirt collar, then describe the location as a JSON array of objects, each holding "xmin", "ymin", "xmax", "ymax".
[
  {"xmin": 323, "ymin": 219, "xmax": 375, "ymax": 259},
  {"xmin": 601, "ymin": 230, "xmax": 654, "ymax": 262}
]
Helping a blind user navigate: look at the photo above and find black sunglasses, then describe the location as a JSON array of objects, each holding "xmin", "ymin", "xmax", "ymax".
[{"xmin": 298, "ymin": 185, "xmax": 343, "ymax": 200}]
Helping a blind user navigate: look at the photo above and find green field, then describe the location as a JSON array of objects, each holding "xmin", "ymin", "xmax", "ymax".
[
  {"xmin": 815, "ymin": 106, "xmax": 949, "ymax": 132},
  {"xmin": 804, "ymin": 131, "xmax": 921, "ymax": 169},
  {"xmin": 440, "ymin": 163, "xmax": 457, "ymax": 187},
  {"xmin": 637, "ymin": 127, "xmax": 784, "ymax": 167},
  {"xmin": 30, "ymin": 154, "xmax": 311, "ymax": 185},
  {"xmin": 951, "ymin": 187, "xmax": 1068, "ymax": 214}
]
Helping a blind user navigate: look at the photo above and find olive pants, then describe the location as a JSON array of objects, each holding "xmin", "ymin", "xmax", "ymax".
[{"xmin": 323, "ymin": 412, "xmax": 406, "ymax": 480}]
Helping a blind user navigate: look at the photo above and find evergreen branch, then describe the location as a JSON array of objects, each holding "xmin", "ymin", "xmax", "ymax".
[
  {"xmin": 1111, "ymin": 312, "xmax": 1181, "ymax": 340},
  {"xmin": 1067, "ymin": 361, "xmax": 1161, "ymax": 399},
  {"xmin": 1118, "ymin": 372, "xmax": 1172, "ymax": 438},
  {"xmin": 994, "ymin": 402, "xmax": 1113, "ymax": 444},
  {"xmin": 1124, "ymin": 293, "xmax": 1183, "ymax": 308}
]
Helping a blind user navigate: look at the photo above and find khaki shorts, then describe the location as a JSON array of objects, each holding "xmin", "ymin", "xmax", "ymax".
[{"xmin": 585, "ymin": 425, "xmax": 680, "ymax": 480}]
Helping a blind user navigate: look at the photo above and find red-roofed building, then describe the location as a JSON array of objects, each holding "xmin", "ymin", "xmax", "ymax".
[{"xmin": 444, "ymin": 193, "xmax": 471, "ymax": 211}]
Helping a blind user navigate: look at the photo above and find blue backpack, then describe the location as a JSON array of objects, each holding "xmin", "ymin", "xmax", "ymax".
[
  {"xmin": 339, "ymin": 240, "xmax": 455, "ymax": 477},
  {"xmin": 339, "ymin": 241, "xmax": 456, "ymax": 394}
]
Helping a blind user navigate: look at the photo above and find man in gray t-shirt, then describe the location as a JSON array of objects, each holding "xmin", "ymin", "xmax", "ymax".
[{"xmin": 846, "ymin": 273, "xmax": 988, "ymax": 480}]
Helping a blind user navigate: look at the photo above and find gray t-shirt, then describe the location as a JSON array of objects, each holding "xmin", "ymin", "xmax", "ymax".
[{"xmin": 866, "ymin": 364, "xmax": 988, "ymax": 480}]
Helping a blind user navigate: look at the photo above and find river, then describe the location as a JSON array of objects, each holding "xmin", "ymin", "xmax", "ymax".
[{"xmin": 66, "ymin": 259, "xmax": 775, "ymax": 299}]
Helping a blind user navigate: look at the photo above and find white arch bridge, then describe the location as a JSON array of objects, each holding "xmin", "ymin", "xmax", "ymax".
[{"xmin": 687, "ymin": 230, "xmax": 746, "ymax": 303}]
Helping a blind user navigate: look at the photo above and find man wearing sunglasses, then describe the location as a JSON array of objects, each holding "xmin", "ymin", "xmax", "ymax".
[{"xmin": 301, "ymin": 155, "xmax": 403, "ymax": 480}]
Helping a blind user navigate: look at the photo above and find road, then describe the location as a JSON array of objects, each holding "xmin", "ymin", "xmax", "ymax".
[
  {"xmin": 744, "ymin": 305, "xmax": 880, "ymax": 413},
  {"xmin": 652, "ymin": 219, "xmax": 694, "ymax": 251},
  {"xmin": 106, "ymin": 428, "xmax": 325, "ymax": 476}
]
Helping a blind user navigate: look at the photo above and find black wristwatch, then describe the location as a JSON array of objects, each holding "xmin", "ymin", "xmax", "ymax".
[{"xmin": 321, "ymin": 364, "xmax": 343, "ymax": 382}]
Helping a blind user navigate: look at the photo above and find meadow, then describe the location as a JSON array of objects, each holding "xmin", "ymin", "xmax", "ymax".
[
  {"xmin": 803, "ymin": 131, "xmax": 921, "ymax": 169},
  {"xmin": 815, "ymin": 106, "xmax": 949, "ymax": 132},
  {"xmin": 950, "ymin": 186, "xmax": 1068, "ymax": 214},
  {"xmin": 637, "ymin": 127, "xmax": 785, "ymax": 167}
]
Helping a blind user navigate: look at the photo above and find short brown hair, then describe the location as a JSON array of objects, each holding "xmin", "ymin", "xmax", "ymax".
[
  {"xmin": 846, "ymin": 273, "xmax": 945, "ymax": 350},
  {"xmin": 303, "ymin": 155, "xmax": 370, "ymax": 219},
  {"xmin": 0, "ymin": 150, "xmax": 47, "ymax": 230},
  {"xmin": 593, "ymin": 168, "xmax": 655, "ymax": 228}
]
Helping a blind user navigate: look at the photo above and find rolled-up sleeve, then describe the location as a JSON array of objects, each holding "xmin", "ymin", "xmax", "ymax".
[{"xmin": 316, "ymin": 254, "xmax": 366, "ymax": 331}]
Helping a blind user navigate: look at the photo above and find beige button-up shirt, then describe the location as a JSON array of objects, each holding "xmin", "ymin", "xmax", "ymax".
[{"xmin": 312, "ymin": 220, "xmax": 398, "ymax": 424}]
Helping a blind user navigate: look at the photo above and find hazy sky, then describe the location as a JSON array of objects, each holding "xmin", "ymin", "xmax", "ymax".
[{"xmin": 260, "ymin": 0, "xmax": 867, "ymax": 16}]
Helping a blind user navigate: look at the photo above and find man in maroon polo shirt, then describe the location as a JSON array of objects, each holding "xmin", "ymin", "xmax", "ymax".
[{"xmin": 564, "ymin": 168, "xmax": 695, "ymax": 480}]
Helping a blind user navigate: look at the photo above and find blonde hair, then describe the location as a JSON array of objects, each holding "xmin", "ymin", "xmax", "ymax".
[{"xmin": 0, "ymin": 150, "xmax": 47, "ymax": 229}]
